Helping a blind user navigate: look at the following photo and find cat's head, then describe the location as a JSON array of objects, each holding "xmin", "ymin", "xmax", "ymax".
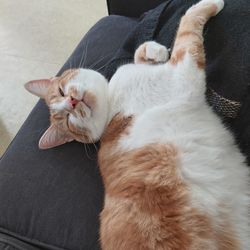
[{"xmin": 25, "ymin": 69, "xmax": 109, "ymax": 149}]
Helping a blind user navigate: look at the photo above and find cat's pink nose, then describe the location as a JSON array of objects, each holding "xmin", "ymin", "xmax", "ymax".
[{"xmin": 69, "ymin": 97, "xmax": 79, "ymax": 108}]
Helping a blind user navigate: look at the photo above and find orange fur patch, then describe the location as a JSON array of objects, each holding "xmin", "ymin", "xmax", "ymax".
[
  {"xmin": 178, "ymin": 31, "xmax": 202, "ymax": 39},
  {"xmin": 59, "ymin": 69, "xmax": 79, "ymax": 88},
  {"xmin": 215, "ymin": 219, "xmax": 240, "ymax": 250},
  {"xmin": 101, "ymin": 114, "xmax": 133, "ymax": 145},
  {"xmin": 170, "ymin": 48, "xmax": 186, "ymax": 65},
  {"xmin": 98, "ymin": 114, "xmax": 237, "ymax": 250}
]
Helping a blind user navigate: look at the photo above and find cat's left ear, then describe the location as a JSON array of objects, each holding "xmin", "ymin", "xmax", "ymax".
[
  {"xmin": 25, "ymin": 79, "xmax": 52, "ymax": 98},
  {"xmin": 39, "ymin": 124, "xmax": 73, "ymax": 149}
]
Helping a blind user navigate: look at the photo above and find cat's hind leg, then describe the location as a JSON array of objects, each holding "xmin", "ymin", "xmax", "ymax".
[
  {"xmin": 170, "ymin": 0, "xmax": 224, "ymax": 69},
  {"xmin": 134, "ymin": 41, "xmax": 169, "ymax": 64}
]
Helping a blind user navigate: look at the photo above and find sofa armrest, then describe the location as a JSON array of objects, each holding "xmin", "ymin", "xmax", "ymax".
[{"xmin": 106, "ymin": 0, "xmax": 167, "ymax": 17}]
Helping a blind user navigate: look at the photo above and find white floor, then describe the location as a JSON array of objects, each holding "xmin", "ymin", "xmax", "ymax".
[{"xmin": 0, "ymin": 0, "xmax": 107, "ymax": 156}]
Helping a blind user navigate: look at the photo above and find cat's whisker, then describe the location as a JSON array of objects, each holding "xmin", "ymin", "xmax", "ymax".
[
  {"xmin": 81, "ymin": 40, "xmax": 89, "ymax": 68},
  {"xmin": 95, "ymin": 60, "xmax": 112, "ymax": 72},
  {"xmin": 83, "ymin": 142, "xmax": 92, "ymax": 160},
  {"xmin": 82, "ymin": 134, "xmax": 97, "ymax": 160},
  {"xmin": 88, "ymin": 143, "xmax": 98, "ymax": 160},
  {"xmin": 90, "ymin": 137, "xmax": 98, "ymax": 154},
  {"xmin": 79, "ymin": 39, "xmax": 89, "ymax": 69},
  {"xmin": 69, "ymin": 60, "xmax": 72, "ymax": 71},
  {"xmin": 88, "ymin": 52, "xmax": 113, "ymax": 71},
  {"xmin": 89, "ymin": 124, "xmax": 100, "ymax": 154},
  {"xmin": 73, "ymin": 56, "xmax": 77, "ymax": 69}
]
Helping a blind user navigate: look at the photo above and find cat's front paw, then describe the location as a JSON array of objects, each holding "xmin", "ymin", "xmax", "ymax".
[
  {"xmin": 205, "ymin": 0, "xmax": 224, "ymax": 14},
  {"xmin": 134, "ymin": 41, "xmax": 169, "ymax": 64},
  {"xmin": 187, "ymin": 0, "xmax": 224, "ymax": 16}
]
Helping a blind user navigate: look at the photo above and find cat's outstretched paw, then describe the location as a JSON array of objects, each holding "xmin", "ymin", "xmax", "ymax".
[
  {"xmin": 187, "ymin": 0, "xmax": 224, "ymax": 16},
  {"xmin": 134, "ymin": 41, "xmax": 169, "ymax": 65}
]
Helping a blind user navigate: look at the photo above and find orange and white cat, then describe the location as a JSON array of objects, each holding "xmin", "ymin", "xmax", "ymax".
[{"xmin": 25, "ymin": 0, "xmax": 250, "ymax": 249}]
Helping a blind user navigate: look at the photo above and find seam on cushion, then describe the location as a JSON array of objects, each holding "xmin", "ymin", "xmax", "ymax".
[
  {"xmin": 0, "ymin": 242, "xmax": 19, "ymax": 250},
  {"xmin": 0, "ymin": 228, "xmax": 70, "ymax": 250},
  {"xmin": 0, "ymin": 238, "xmax": 30, "ymax": 250}
]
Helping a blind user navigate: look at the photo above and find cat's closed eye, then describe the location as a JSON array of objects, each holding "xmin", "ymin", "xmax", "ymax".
[{"xmin": 59, "ymin": 87, "xmax": 64, "ymax": 97}]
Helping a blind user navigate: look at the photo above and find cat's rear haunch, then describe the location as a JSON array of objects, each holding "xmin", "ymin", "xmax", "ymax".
[{"xmin": 25, "ymin": 0, "xmax": 249, "ymax": 249}]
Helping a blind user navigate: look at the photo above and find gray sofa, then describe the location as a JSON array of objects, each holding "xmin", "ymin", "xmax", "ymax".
[{"xmin": 1, "ymin": 0, "xmax": 250, "ymax": 249}]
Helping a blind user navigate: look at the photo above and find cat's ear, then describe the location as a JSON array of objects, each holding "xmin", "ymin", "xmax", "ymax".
[
  {"xmin": 39, "ymin": 124, "xmax": 73, "ymax": 149},
  {"xmin": 25, "ymin": 79, "xmax": 52, "ymax": 98}
]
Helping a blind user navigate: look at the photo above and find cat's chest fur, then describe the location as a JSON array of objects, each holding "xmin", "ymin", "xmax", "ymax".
[
  {"xmin": 108, "ymin": 63, "xmax": 173, "ymax": 116},
  {"xmin": 107, "ymin": 58, "xmax": 209, "ymax": 150},
  {"xmin": 108, "ymin": 55, "xmax": 205, "ymax": 119}
]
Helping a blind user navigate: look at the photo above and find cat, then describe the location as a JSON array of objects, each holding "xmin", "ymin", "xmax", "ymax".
[{"xmin": 25, "ymin": 0, "xmax": 250, "ymax": 249}]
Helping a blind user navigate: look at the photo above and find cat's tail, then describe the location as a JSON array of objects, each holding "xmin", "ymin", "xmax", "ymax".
[{"xmin": 170, "ymin": 0, "xmax": 224, "ymax": 69}]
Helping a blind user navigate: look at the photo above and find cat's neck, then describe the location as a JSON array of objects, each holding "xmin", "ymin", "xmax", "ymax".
[{"xmin": 107, "ymin": 94, "xmax": 125, "ymax": 127}]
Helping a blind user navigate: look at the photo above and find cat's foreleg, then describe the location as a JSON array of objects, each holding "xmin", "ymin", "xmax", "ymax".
[
  {"xmin": 170, "ymin": 0, "xmax": 224, "ymax": 69},
  {"xmin": 134, "ymin": 41, "xmax": 169, "ymax": 64},
  {"xmin": 168, "ymin": 0, "xmax": 224, "ymax": 103}
]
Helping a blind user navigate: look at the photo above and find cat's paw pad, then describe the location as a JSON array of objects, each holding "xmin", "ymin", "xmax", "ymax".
[{"xmin": 135, "ymin": 41, "xmax": 169, "ymax": 64}]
